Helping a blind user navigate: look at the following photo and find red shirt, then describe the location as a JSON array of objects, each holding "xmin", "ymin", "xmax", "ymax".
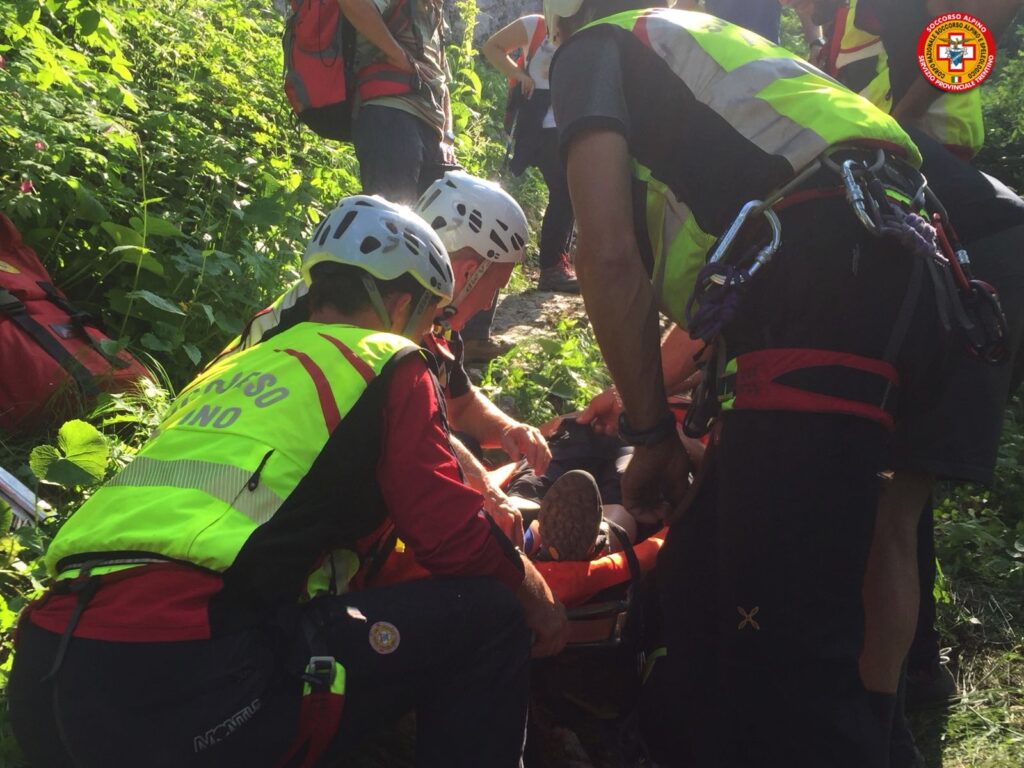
[{"xmin": 27, "ymin": 355, "xmax": 522, "ymax": 642}]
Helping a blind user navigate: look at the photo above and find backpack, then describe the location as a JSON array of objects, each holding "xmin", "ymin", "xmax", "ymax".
[
  {"xmin": 282, "ymin": 0, "xmax": 422, "ymax": 142},
  {"xmin": 503, "ymin": 17, "xmax": 549, "ymax": 137},
  {"xmin": 282, "ymin": 0, "xmax": 358, "ymax": 141},
  {"xmin": 0, "ymin": 215, "xmax": 152, "ymax": 433}
]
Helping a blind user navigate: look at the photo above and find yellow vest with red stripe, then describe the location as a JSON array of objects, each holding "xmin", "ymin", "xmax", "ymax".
[{"xmin": 46, "ymin": 324, "xmax": 417, "ymax": 597}]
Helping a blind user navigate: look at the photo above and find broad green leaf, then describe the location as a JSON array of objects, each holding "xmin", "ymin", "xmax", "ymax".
[
  {"xmin": 110, "ymin": 58, "xmax": 133, "ymax": 81},
  {"xmin": 129, "ymin": 214, "xmax": 183, "ymax": 239},
  {"xmin": 97, "ymin": 338, "xmax": 124, "ymax": 358},
  {"xmin": 116, "ymin": 247, "xmax": 165, "ymax": 277},
  {"xmin": 0, "ymin": 594, "xmax": 15, "ymax": 633},
  {"xmin": 126, "ymin": 290, "xmax": 185, "ymax": 316},
  {"xmin": 141, "ymin": 332, "xmax": 173, "ymax": 351},
  {"xmin": 29, "ymin": 444, "xmax": 62, "ymax": 483},
  {"xmin": 101, "ymin": 221, "xmax": 144, "ymax": 248},
  {"xmin": 198, "ymin": 303, "xmax": 216, "ymax": 326},
  {"xmin": 183, "ymin": 343, "xmax": 201, "ymax": 366},
  {"xmin": 67, "ymin": 179, "xmax": 109, "ymax": 222},
  {"xmin": 57, "ymin": 420, "xmax": 110, "ymax": 480},
  {"xmin": 77, "ymin": 9, "xmax": 101, "ymax": 35},
  {"xmin": 458, "ymin": 67, "xmax": 482, "ymax": 100}
]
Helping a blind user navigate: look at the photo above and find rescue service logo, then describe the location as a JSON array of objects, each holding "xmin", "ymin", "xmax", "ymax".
[
  {"xmin": 368, "ymin": 621, "xmax": 400, "ymax": 654},
  {"xmin": 917, "ymin": 14, "xmax": 996, "ymax": 92}
]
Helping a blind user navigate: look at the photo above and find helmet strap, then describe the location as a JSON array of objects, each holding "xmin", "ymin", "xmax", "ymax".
[
  {"xmin": 361, "ymin": 274, "xmax": 393, "ymax": 330},
  {"xmin": 402, "ymin": 289, "xmax": 436, "ymax": 340},
  {"xmin": 450, "ymin": 259, "xmax": 493, "ymax": 312}
]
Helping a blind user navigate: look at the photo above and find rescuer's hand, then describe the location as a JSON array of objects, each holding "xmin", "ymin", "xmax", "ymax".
[
  {"xmin": 514, "ymin": 69, "xmax": 536, "ymax": 98},
  {"xmin": 621, "ymin": 436, "xmax": 691, "ymax": 523},
  {"xmin": 500, "ymin": 422, "xmax": 551, "ymax": 475},
  {"xmin": 576, "ymin": 387, "xmax": 622, "ymax": 436}
]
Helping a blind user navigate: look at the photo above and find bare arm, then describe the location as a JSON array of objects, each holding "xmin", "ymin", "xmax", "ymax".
[
  {"xmin": 482, "ymin": 18, "xmax": 533, "ymax": 86},
  {"xmin": 448, "ymin": 433, "xmax": 523, "ymax": 543},
  {"xmin": 568, "ymin": 129, "xmax": 691, "ymax": 511},
  {"xmin": 568, "ymin": 130, "xmax": 668, "ymax": 432},
  {"xmin": 337, "ymin": 0, "xmax": 414, "ymax": 72}
]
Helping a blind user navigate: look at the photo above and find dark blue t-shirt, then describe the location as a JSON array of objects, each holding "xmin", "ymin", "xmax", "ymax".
[{"xmin": 705, "ymin": 0, "xmax": 782, "ymax": 43}]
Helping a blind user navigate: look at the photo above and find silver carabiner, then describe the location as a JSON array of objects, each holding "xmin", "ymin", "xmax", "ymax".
[
  {"xmin": 706, "ymin": 202, "xmax": 782, "ymax": 284},
  {"xmin": 745, "ymin": 209, "xmax": 782, "ymax": 278},
  {"xmin": 840, "ymin": 160, "xmax": 881, "ymax": 236},
  {"xmin": 707, "ymin": 200, "xmax": 764, "ymax": 265}
]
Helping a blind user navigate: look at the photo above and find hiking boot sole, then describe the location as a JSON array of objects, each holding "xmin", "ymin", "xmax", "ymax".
[{"xmin": 539, "ymin": 469, "xmax": 603, "ymax": 561}]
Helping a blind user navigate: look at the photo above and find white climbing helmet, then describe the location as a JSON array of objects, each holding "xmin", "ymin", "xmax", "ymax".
[
  {"xmin": 415, "ymin": 171, "xmax": 529, "ymax": 265},
  {"xmin": 302, "ymin": 196, "xmax": 454, "ymax": 337},
  {"xmin": 544, "ymin": 0, "xmax": 586, "ymax": 39}
]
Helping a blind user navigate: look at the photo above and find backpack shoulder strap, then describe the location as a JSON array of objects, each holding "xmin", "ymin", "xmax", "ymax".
[{"xmin": 525, "ymin": 16, "xmax": 547, "ymax": 66}]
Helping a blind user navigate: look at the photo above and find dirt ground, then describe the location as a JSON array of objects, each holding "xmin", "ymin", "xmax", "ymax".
[{"xmin": 490, "ymin": 281, "xmax": 588, "ymax": 348}]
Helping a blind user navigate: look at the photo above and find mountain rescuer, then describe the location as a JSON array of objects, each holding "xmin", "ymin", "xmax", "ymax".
[
  {"xmin": 229, "ymin": 171, "xmax": 551, "ymax": 538},
  {"xmin": 543, "ymin": 2, "xmax": 1006, "ymax": 765},
  {"xmin": 797, "ymin": 3, "xmax": 1023, "ymax": 763},
  {"xmin": 8, "ymin": 196, "xmax": 567, "ymax": 767}
]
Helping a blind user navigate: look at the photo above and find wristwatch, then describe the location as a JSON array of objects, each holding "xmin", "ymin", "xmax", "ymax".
[{"xmin": 617, "ymin": 412, "xmax": 676, "ymax": 447}]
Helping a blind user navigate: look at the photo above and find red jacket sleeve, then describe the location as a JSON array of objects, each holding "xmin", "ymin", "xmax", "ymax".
[{"xmin": 377, "ymin": 355, "xmax": 525, "ymax": 592}]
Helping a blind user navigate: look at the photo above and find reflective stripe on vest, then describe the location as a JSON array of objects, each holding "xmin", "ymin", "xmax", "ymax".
[
  {"xmin": 46, "ymin": 324, "xmax": 417, "ymax": 580},
  {"xmin": 581, "ymin": 9, "xmax": 918, "ymax": 328},
  {"xmin": 587, "ymin": 9, "xmax": 920, "ymax": 174},
  {"xmin": 635, "ymin": 162, "xmax": 716, "ymax": 327},
  {"xmin": 919, "ymin": 88, "xmax": 983, "ymax": 159}
]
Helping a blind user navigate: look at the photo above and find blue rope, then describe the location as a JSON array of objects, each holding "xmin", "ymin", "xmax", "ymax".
[{"xmin": 685, "ymin": 263, "xmax": 746, "ymax": 343}]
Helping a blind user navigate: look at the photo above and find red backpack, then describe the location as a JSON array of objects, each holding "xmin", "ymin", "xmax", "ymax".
[
  {"xmin": 0, "ymin": 215, "xmax": 152, "ymax": 433},
  {"xmin": 282, "ymin": 0, "xmax": 357, "ymax": 141},
  {"xmin": 282, "ymin": 0, "xmax": 420, "ymax": 142}
]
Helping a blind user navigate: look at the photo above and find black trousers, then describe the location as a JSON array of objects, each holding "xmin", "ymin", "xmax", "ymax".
[
  {"xmin": 353, "ymin": 105, "xmax": 447, "ymax": 206},
  {"xmin": 534, "ymin": 129, "xmax": 575, "ymax": 271},
  {"xmin": 9, "ymin": 577, "xmax": 530, "ymax": 768},
  {"xmin": 657, "ymin": 196, "xmax": 950, "ymax": 768}
]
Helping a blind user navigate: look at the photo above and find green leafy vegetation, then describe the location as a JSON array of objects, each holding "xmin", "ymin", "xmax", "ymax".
[{"xmin": 482, "ymin": 318, "xmax": 611, "ymax": 425}]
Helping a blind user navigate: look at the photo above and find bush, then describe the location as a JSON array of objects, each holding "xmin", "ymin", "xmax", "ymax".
[{"xmin": 0, "ymin": 0, "xmax": 369, "ymax": 382}]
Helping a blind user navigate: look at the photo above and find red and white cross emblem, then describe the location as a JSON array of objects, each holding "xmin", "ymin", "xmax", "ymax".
[{"xmin": 937, "ymin": 33, "xmax": 976, "ymax": 72}]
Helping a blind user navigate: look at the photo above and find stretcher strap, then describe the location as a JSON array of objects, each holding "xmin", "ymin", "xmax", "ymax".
[{"xmin": 275, "ymin": 615, "xmax": 347, "ymax": 768}]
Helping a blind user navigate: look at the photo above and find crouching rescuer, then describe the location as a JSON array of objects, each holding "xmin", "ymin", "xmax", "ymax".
[{"xmin": 8, "ymin": 196, "xmax": 568, "ymax": 767}]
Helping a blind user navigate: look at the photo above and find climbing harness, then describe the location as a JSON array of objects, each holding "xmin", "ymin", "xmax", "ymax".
[{"xmin": 682, "ymin": 147, "xmax": 1010, "ymax": 438}]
